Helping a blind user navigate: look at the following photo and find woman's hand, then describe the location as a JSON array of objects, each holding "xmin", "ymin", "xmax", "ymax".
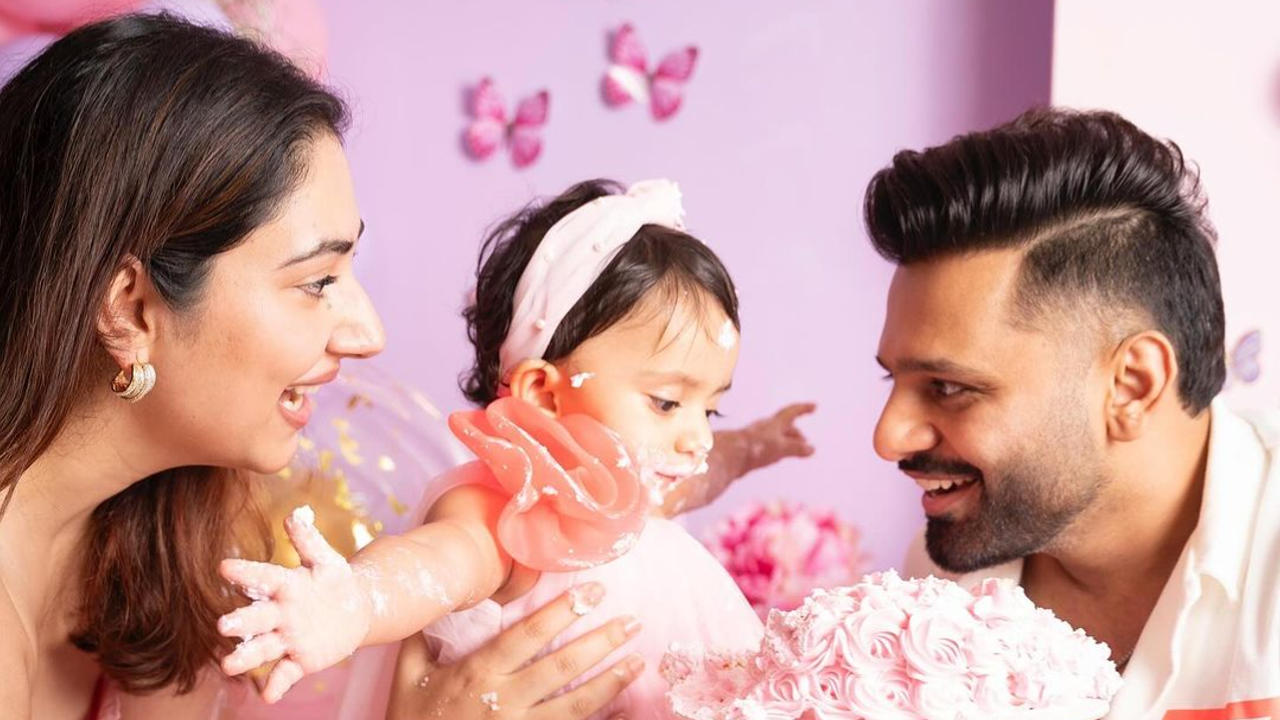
[{"xmin": 387, "ymin": 583, "xmax": 642, "ymax": 720}]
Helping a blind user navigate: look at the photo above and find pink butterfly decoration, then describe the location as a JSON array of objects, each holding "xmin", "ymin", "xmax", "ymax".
[
  {"xmin": 1225, "ymin": 328, "xmax": 1262, "ymax": 389},
  {"xmin": 463, "ymin": 78, "xmax": 549, "ymax": 168},
  {"xmin": 602, "ymin": 23, "xmax": 698, "ymax": 121}
]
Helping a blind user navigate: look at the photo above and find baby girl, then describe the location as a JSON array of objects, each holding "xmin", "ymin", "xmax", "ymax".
[{"xmin": 218, "ymin": 179, "xmax": 792, "ymax": 718}]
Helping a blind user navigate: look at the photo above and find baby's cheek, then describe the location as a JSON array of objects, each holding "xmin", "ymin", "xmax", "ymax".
[
  {"xmin": 558, "ymin": 383, "xmax": 605, "ymax": 420},
  {"xmin": 574, "ymin": 386, "xmax": 637, "ymax": 430},
  {"xmin": 618, "ymin": 415, "xmax": 671, "ymax": 458}
]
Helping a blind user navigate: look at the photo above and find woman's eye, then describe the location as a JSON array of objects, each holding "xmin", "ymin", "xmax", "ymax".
[
  {"xmin": 302, "ymin": 275, "xmax": 338, "ymax": 298},
  {"xmin": 649, "ymin": 396, "xmax": 680, "ymax": 414}
]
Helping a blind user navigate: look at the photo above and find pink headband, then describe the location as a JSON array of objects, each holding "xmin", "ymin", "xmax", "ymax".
[{"xmin": 498, "ymin": 179, "xmax": 687, "ymax": 383}]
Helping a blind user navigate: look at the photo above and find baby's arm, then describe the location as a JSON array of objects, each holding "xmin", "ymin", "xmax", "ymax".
[
  {"xmin": 216, "ymin": 483, "xmax": 513, "ymax": 703},
  {"xmin": 354, "ymin": 482, "xmax": 515, "ymax": 642},
  {"xmin": 661, "ymin": 402, "xmax": 816, "ymax": 516}
]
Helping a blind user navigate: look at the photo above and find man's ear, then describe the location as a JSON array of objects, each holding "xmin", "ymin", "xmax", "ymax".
[{"xmin": 1105, "ymin": 330, "xmax": 1177, "ymax": 441}]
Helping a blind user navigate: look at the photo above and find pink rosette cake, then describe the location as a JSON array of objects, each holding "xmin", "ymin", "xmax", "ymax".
[{"xmin": 662, "ymin": 571, "xmax": 1123, "ymax": 720}]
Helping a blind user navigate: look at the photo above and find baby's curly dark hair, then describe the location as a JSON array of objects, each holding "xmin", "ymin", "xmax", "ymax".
[{"xmin": 460, "ymin": 179, "xmax": 740, "ymax": 405}]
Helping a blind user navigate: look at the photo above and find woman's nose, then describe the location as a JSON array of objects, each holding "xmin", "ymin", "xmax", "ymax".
[{"xmin": 329, "ymin": 279, "xmax": 385, "ymax": 358}]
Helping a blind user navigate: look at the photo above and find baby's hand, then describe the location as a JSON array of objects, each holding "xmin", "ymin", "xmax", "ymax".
[
  {"xmin": 742, "ymin": 402, "xmax": 816, "ymax": 472},
  {"xmin": 217, "ymin": 505, "xmax": 373, "ymax": 703}
]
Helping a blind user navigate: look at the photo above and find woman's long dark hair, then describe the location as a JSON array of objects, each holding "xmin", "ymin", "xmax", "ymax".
[{"xmin": 0, "ymin": 14, "xmax": 347, "ymax": 692}]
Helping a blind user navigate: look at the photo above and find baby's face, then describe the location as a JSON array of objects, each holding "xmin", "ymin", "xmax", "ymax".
[{"xmin": 553, "ymin": 290, "xmax": 739, "ymax": 489}]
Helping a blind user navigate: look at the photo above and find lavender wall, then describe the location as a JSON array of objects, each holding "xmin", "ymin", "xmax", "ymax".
[
  {"xmin": 1053, "ymin": 3, "xmax": 1280, "ymax": 415},
  {"xmin": 317, "ymin": 0, "xmax": 1054, "ymax": 569}
]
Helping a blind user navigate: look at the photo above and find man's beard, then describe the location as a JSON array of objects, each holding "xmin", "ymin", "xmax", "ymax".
[{"xmin": 912, "ymin": 410, "xmax": 1104, "ymax": 574}]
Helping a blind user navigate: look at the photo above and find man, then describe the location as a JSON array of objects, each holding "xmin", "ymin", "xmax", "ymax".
[{"xmin": 871, "ymin": 108, "xmax": 1279, "ymax": 719}]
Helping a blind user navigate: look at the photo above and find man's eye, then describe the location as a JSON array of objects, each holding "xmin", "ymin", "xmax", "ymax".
[{"xmin": 930, "ymin": 380, "xmax": 968, "ymax": 398}]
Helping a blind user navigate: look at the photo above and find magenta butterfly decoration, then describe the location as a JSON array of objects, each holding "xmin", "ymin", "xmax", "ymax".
[
  {"xmin": 602, "ymin": 23, "xmax": 698, "ymax": 121},
  {"xmin": 463, "ymin": 78, "xmax": 549, "ymax": 168},
  {"xmin": 1225, "ymin": 329, "xmax": 1262, "ymax": 389}
]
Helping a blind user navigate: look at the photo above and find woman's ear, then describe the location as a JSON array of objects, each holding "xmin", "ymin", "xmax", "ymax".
[
  {"xmin": 96, "ymin": 256, "xmax": 160, "ymax": 370},
  {"xmin": 507, "ymin": 359, "xmax": 565, "ymax": 416}
]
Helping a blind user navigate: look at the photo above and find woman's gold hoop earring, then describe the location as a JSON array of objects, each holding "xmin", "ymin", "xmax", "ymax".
[{"xmin": 111, "ymin": 362, "xmax": 156, "ymax": 403}]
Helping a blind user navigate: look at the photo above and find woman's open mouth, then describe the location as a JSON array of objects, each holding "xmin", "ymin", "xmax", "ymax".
[{"xmin": 278, "ymin": 385, "xmax": 321, "ymax": 428}]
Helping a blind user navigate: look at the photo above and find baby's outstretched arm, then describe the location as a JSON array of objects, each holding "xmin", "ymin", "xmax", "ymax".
[
  {"xmin": 216, "ymin": 484, "xmax": 512, "ymax": 703},
  {"xmin": 661, "ymin": 402, "xmax": 816, "ymax": 516}
]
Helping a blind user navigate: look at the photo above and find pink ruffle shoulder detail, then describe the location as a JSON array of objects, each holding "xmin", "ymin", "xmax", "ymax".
[{"xmin": 446, "ymin": 397, "xmax": 650, "ymax": 572}]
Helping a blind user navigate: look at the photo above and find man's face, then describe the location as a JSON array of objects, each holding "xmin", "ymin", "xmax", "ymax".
[{"xmin": 875, "ymin": 248, "xmax": 1109, "ymax": 573}]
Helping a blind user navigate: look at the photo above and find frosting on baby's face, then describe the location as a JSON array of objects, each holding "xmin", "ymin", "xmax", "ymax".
[{"xmin": 549, "ymin": 289, "xmax": 738, "ymax": 495}]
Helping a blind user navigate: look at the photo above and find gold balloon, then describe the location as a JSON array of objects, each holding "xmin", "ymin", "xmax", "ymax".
[
  {"xmin": 257, "ymin": 467, "xmax": 382, "ymax": 565},
  {"xmin": 233, "ymin": 372, "xmax": 453, "ymax": 696}
]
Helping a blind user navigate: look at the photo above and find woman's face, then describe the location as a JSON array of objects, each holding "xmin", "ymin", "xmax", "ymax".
[{"xmin": 142, "ymin": 135, "xmax": 384, "ymax": 474}]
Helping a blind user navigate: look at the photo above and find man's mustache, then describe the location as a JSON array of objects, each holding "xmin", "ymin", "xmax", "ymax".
[{"xmin": 899, "ymin": 453, "xmax": 983, "ymax": 479}]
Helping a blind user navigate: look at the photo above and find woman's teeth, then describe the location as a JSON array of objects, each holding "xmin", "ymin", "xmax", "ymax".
[
  {"xmin": 280, "ymin": 385, "xmax": 319, "ymax": 412},
  {"xmin": 280, "ymin": 390, "xmax": 303, "ymax": 412}
]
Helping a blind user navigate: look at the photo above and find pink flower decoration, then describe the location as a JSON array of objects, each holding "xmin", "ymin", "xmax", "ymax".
[
  {"xmin": 704, "ymin": 500, "xmax": 869, "ymax": 618},
  {"xmin": 462, "ymin": 77, "xmax": 549, "ymax": 168},
  {"xmin": 663, "ymin": 571, "xmax": 1124, "ymax": 720}
]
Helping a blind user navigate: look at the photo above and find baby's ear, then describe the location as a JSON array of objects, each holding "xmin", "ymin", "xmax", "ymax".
[{"xmin": 507, "ymin": 359, "xmax": 563, "ymax": 416}]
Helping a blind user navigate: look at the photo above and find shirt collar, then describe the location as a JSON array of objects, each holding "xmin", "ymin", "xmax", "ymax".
[{"xmin": 1192, "ymin": 398, "xmax": 1269, "ymax": 602}]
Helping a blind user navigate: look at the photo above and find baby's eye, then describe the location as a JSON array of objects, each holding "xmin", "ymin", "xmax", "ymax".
[
  {"xmin": 649, "ymin": 396, "xmax": 680, "ymax": 414},
  {"xmin": 706, "ymin": 409, "xmax": 724, "ymax": 419}
]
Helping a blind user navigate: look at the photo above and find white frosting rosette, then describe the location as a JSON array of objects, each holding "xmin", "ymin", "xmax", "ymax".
[{"xmin": 663, "ymin": 571, "xmax": 1122, "ymax": 720}]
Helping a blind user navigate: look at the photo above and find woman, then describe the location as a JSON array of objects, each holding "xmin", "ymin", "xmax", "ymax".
[{"xmin": 0, "ymin": 13, "xmax": 655, "ymax": 719}]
